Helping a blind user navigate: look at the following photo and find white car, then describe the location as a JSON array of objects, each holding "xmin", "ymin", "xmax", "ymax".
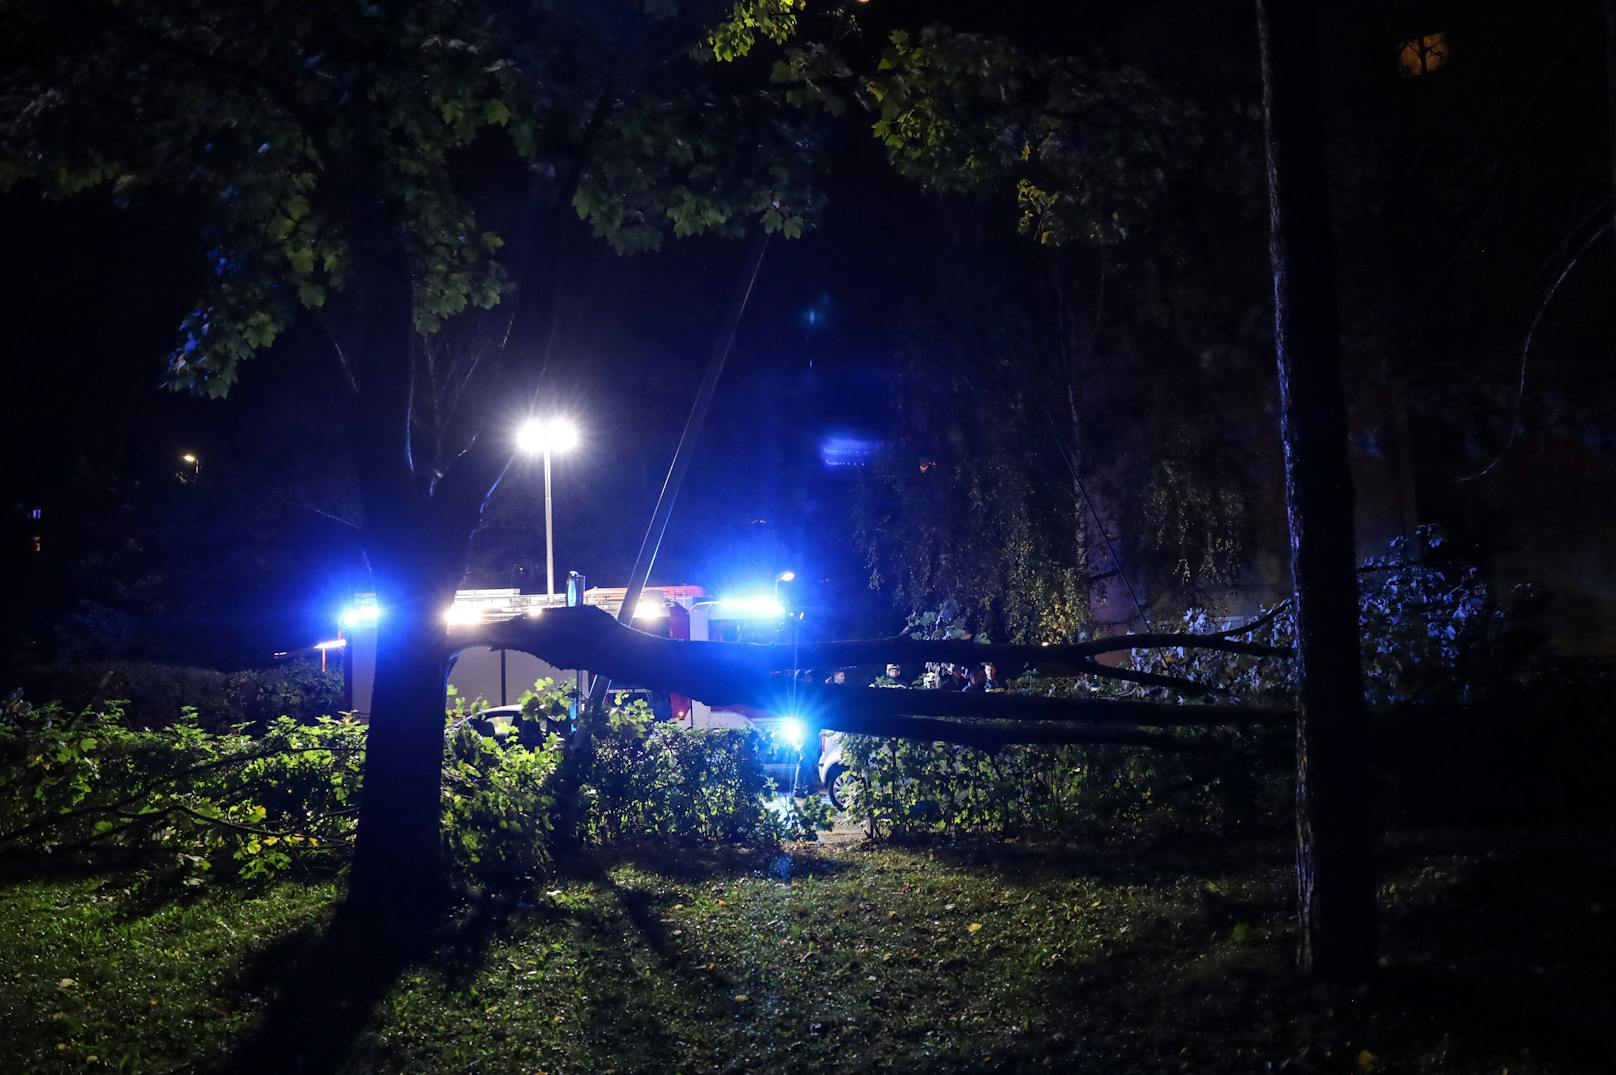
[{"xmin": 816, "ymin": 730, "xmax": 859, "ymax": 812}]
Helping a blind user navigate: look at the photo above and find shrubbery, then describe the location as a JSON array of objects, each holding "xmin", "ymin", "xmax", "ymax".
[
  {"xmin": 837, "ymin": 733, "xmax": 1287, "ymax": 841},
  {"xmin": 839, "ymin": 528, "xmax": 1611, "ymax": 839},
  {"xmin": 581, "ymin": 693, "xmax": 793, "ymax": 847},
  {"xmin": 0, "ymin": 682, "xmax": 807, "ymax": 892},
  {"xmin": 0, "ymin": 695, "xmax": 364, "ymax": 881},
  {"xmin": 2, "ymin": 657, "xmax": 345, "ymax": 731}
]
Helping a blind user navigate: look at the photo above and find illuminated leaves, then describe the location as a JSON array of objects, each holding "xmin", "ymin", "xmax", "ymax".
[
  {"xmin": 3, "ymin": 0, "xmax": 820, "ymax": 396},
  {"xmin": 775, "ymin": 26, "xmax": 1199, "ymax": 249},
  {"xmin": 704, "ymin": 0, "xmax": 804, "ymax": 63},
  {"xmin": 574, "ymin": 89, "xmax": 823, "ymax": 254}
]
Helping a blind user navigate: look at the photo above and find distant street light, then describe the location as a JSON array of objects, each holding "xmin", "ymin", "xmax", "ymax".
[
  {"xmin": 774, "ymin": 569, "xmax": 796, "ymax": 606},
  {"xmin": 516, "ymin": 417, "xmax": 580, "ymax": 597}
]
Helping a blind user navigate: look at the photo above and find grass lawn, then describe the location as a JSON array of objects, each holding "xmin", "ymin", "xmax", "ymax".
[{"xmin": 1, "ymin": 827, "xmax": 1610, "ymax": 1074}]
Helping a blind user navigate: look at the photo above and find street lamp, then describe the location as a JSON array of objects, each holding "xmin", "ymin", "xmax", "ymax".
[
  {"xmin": 516, "ymin": 416, "xmax": 580, "ymax": 597},
  {"xmin": 774, "ymin": 569, "xmax": 796, "ymax": 606}
]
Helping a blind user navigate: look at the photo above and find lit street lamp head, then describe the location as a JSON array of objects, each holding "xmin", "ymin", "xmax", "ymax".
[{"xmin": 517, "ymin": 416, "xmax": 580, "ymax": 456}]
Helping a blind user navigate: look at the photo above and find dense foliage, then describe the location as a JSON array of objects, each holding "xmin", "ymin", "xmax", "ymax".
[
  {"xmin": 0, "ymin": 697, "xmax": 364, "ymax": 882},
  {"xmin": 4, "ymin": 658, "xmax": 344, "ymax": 731},
  {"xmin": 839, "ymin": 530, "xmax": 1608, "ymax": 839},
  {"xmin": 838, "ymin": 733, "xmax": 1282, "ymax": 842},
  {"xmin": 0, "ymin": 0, "xmax": 822, "ymax": 395},
  {"xmin": 0, "ymin": 680, "xmax": 811, "ymax": 891},
  {"xmin": 813, "ymin": 19, "xmax": 1267, "ymax": 640},
  {"xmin": 580, "ymin": 694, "xmax": 790, "ymax": 847}
]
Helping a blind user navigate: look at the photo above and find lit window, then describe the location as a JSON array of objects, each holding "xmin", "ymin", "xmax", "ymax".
[
  {"xmin": 1397, "ymin": 32, "xmax": 1449, "ymax": 77},
  {"xmin": 32, "ymin": 535, "xmax": 43, "ymax": 553},
  {"xmin": 29, "ymin": 507, "xmax": 42, "ymax": 520}
]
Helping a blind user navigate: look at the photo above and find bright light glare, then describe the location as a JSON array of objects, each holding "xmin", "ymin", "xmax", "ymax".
[
  {"xmin": 180, "ymin": 453, "xmax": 198, "ymax": 465},
  {"xmin": 314, "ymin": 638, "xmax": 347, "ymax": 651},
  {"xmin": 776, "ymin": 570, "xmax": 796, "ymax": 582},
  {"xmin": 339, "ymin": 603, "xmax": 381, "ymax": 629},
  {"xmin": 634, "ymin": 599, "xmax": 668, "ymax": 620},
  {"xmin": 517, "ymin": 416, "xmax": 581, "ymax": 455},
  {"xmin": 780, "ymin": 717, "xmax": 807, "ymax": 751},
  {"xmin": 444, "ymin": 604, "xmax": 484, "ymax": 627},
  {"xmin": 716, "ymin": 595, "xmax": 785, "ymax": 619}
]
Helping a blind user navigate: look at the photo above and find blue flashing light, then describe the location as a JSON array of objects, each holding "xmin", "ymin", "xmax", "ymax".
[
  {"xmin": 715, "ymin": 594, "xmax": 786, "ymax": 619},
  {"xmin": 779, "ymin": 716, "xmax": 807, "ymax": 751},
  {"xmin": 339, "ymin": 601, "xmax": 382, "ymax": 629},
  {"xmin": 819, "ymin": 434, "xmax": 880, "ymax": 468}
]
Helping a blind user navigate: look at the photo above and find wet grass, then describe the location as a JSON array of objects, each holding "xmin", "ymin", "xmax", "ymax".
[{"xmin": 0, "ymin": 827, "xmax": 1610, "ymax": 1074}]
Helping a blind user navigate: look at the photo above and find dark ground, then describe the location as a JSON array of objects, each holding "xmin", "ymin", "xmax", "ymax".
[{"xmin": 1, "ymin": 825, "xmax": 1611, "ymax": 1074}]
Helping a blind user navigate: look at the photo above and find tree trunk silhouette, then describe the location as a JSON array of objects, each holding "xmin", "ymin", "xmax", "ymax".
[
  {"xmin": 332, "ymin": 237, "xmax": 510, "ymax": 910},
  {"xmin": 1255, "ymin": 0, "xmax": 1376, "ymax": 980}
]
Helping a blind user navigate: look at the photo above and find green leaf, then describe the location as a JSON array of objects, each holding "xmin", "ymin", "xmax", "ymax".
[{"xmin": 482, "ymin": 99, "xmax": 512, "ymax": 126}]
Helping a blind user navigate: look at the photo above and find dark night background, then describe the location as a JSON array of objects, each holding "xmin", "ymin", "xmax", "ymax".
[{"xmin": 2, "ymin": 0, "xmax": 1613, "ymax": 671}]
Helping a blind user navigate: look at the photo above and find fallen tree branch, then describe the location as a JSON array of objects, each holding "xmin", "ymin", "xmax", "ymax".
[
  {"xmin": 738, "ymin": 630, "xmax": 1290, "ymax": 670},
  {"xmin": 823, "ymin": 714, "xmax": 1225, "ymax": 752},
  {"xmin": 1071, "ymin": 660, "xmax": 1232, "ymax": 698},
  {"xmin": 468, "ymin": 608, "xmax": 1292, "ymax": 743}
]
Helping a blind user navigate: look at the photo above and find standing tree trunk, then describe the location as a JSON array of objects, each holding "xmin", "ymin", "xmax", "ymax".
[
  {"xmin": 1604, "ymin": 0, "xmax": 1616, "ymax": 289},
  {"xmin": 1255, "ymin": 0, "xmax": 1376, "ymax": 979},
  {"xmin": 329, "ymin": 239, "xmax": 506, "ymax": 911},
  {"xmin": 346, "ymin": 534, "xmax": 460, "ymax": 910}
]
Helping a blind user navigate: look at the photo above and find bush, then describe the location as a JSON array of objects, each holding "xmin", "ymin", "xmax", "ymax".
[
  {"xmin": 838, "ymin": 733, "xmax": 1288, "ymax": 841},
  {"xmin": 442, "ymin": 721, "xmax": 563, "ymax": 886},
  {"xmin": 581, "ymin": 694, "xmax": 786, "ymax": 847},
  {"xmin": 0, "ymin": 682, "xmax": 806, "ymax": 892},
  {"xmin": 2, "ymin": 658, "xmax": 345, "ymax": 731},
  {"xmin": 0, "ymin": 694, "xmax": 363, "ymax": 881}
]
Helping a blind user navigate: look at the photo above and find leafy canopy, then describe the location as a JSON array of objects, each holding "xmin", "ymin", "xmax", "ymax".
[
  {"xmin": 774, "ymin": 24, "xmax": 1199, "ymax": 246},
  {"xmin": 1, "ymin": 0, "xmax": 821, "ymax": 396}
]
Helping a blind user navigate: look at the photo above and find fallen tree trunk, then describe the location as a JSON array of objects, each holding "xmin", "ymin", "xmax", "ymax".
[
  {"xmin": 727, "ymin": 628, "xmax": 1289, "ymax": 669},
  {"xmin": 465, "ymin": 607, "xmax": 1291, "ymax": 749}
]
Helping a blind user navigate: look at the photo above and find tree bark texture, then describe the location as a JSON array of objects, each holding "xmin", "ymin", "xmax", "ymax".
[{"xmin": 1256, "ymin": 0, "xmax": 1377, "ymax": 979}]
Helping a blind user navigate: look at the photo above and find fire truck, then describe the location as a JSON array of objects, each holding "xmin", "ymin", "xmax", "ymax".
[{"xmin": 334, "ymin": 582, "xmax": 792, "ymax": 734}]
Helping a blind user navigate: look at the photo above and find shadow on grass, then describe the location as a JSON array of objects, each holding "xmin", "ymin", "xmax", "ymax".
[
  {"xmin": 883, "ymin": 828, "xmax": 1292, "ymax": 890},
  {"xmin": 1370, "ymin": 829, "xmax": 1616, "ymax": 1072},
  {"xmin": 1009, "ymin": 827, "xmax": 1616, "ymax": 1075},
  {"xmin": 586, "ymin": 841, "xmax": 855, "ymax": 884},
  {"xmin": 208, "ymin": 887, "xmax": 529, "ymax": 1075},
  {"xmin": 0, "ymin": 847, "xmax": 156, "ymax": 892}
]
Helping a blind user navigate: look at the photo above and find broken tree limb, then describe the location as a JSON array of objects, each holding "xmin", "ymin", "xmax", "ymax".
[
  {"xmin": 722, "ymin": 632, "xmax": 1289, "ymax": 671},
  {"xmin": 467, "ymin": 607, "xmax": 1292, "ymax": 745},
  {"xmin": 1070, "ymin": 660, "xmax": 1232, "ymax": 698},
  {"xmin": 822, "ymin": 714, "xmax": 1225, "ymax": 753}
]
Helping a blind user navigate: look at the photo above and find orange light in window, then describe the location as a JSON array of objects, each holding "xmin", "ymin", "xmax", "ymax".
[{"xmin": 1397, "ymin": 32, "xmax": 1449, "ymax": 77}]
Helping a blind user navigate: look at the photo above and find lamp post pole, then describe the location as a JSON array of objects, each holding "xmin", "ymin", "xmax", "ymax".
[
  {"xmin": 544, "ymin": 443, "xmax": 556, "ymax": 598},
  {"xmin": 517, "ymin": 416, "xmax": 578, "ymax": 601}
]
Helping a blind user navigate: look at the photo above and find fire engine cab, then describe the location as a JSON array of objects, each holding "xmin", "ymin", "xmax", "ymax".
[{"xmin": 334, "ymin": 582, "xmax": 791, "ymax": 732}]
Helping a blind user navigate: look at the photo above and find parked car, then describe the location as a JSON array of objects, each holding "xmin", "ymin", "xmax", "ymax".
[
  {"xmin": 467, "ymin": 688, "xmax": 664, "ymax": 743},
  {"xmin": 817, "ymin": 731, "xmax": 859, "ymax": 812}
]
